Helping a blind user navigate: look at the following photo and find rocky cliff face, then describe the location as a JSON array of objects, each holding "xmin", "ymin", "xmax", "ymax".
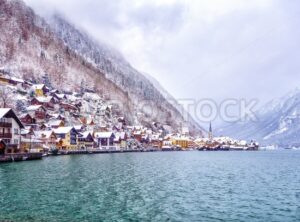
[{"xmin": 0, "ymin": 0, "xmax": 202, "ymax": 133}]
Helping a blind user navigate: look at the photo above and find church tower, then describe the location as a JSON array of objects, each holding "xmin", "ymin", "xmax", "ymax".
[{"xmin": 208, "ymin": 122, "xmax": 213, "ymax": 141}]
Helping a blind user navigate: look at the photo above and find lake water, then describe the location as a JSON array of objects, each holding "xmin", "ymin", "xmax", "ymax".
[{"xmin": 0, "ymin": 151, "xmax": 299, "ymax": 222}]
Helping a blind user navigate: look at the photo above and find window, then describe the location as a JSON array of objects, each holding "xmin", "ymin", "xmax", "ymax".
[
  {"xmin": 14, "ymin": 128, "xmax": 19, "ymax": 135},
  {"xmin": 4, "ymin": 139, "xmax": 10, "ymax": 144}
]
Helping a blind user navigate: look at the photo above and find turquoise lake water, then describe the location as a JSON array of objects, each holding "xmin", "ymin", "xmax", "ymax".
[{"xmin": 0, "ymin": 151, "xmax": 299, "ymax": 222}]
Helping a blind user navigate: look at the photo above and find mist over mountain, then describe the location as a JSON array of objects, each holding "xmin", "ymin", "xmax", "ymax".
[{"xmin": 0, "ymin": 0, "xmax": 203, "ymax": 134}]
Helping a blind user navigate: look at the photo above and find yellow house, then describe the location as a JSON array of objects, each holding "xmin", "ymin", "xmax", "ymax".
[
  {"xmin": 31, "ymin": 84, "xmax": 46, "ymax": 97},
  {"xmin": 54, "ymin": 127, "xmax": 78, "ymax": 150},
  {"xmin": 172, "ymin": 137, "xmax": 189, "ymax": 149}
]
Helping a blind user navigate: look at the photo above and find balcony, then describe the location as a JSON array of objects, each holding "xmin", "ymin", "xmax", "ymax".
[
  {"xmin": 0, "ymin": 133, "xmax": 12, "ymax": 138},
  {"xmin": 0, "ymin": 122, "xmax": 12, "ymax": 127}
]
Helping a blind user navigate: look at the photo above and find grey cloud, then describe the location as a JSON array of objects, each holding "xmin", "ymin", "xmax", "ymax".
[{"xmin": 24, "ymin": 0, "xmax": 300, "ymax": 123}]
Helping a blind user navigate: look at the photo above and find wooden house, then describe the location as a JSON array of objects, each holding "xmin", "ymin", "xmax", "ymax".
[
  {"xmin": 26, "ymin": 105, "xmax": 47, "ymax": 122},
  {"xmin": 0, "ymin": 108, "xmax": 24, "ymax": 153},
  {"xmin": 94, "ymin": 132, "xmax": 115, "ymax": 148},
  {"xmin": 78, "ymin": 131, "xmax": 94, "ymax": 149},
  {"xmin": 31, "ymin": 84, "xmax": 47, "ymax": 97},
  {"xmin": 54, "ymin": 127, "xmax": 79, "ymax": 150},
  {"xmin": 19, "ymin": 113, "xmax": 36, "ymax": 125},
  {"xmin": 30, "ymin": 96, "xmax": 56, "ymax": 110}
]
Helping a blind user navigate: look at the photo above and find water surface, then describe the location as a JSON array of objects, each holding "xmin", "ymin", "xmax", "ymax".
[{"xmin": 0, "ymin": 151, "xmax": 299, "ymax": 221}]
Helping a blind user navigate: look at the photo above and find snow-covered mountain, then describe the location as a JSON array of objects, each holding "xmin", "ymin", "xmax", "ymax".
[
  {"xmin": 0, "ymin": 0, "xmax": 202, "ymax": 133},
  {"xmin": 217, "ymin": 88, "xmax": 300, "ymax": 147}
]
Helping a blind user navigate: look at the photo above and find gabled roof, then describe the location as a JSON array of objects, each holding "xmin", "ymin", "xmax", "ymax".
[
  {"xmin": 31, "ymin": 84, "xmax": 45, "ymax": 90},
  {"xmin": 0, "ymin": 108, "xmax": 24, "ymax": 128},
  {"xmin": 54, "ymin": 127, "xmax": 77, "ymax": 135},
  {"xmin": 33, "ymin": 96, "xmax": 53, "ymax": 103},
  {"xmin": 55, "ymin": 93, "xmax": 67, "ymax": 100},
  {"xmin": 48, "ymin": 119, "xmax": 63, "ymax": 127},
  {"xmin": 19, "ymin": 113, "xmax": 34, "ymax": 119},
  {"xmin": 26, "ymin": 105, "xmax": 45, "ymax": 112},
  {"xmin": 34, "ymin": 130, "xmax": 55, "ymax": 139},
  {"xmin": 94, "ymin": 132, "xmax": 114, "ymax": 139},
  {"xmin": 0, "ymin": 108, "xmax": 11, "ymax": 118},
  {"xmin": 73, "ymin": 125, "xmax": 84, "ymax": 131},
  {"xmin": 79, "ymin": 131, "xmax": 93, "ymax": 139}
]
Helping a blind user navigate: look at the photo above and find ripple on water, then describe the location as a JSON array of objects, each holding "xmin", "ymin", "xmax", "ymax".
[{"xmin": 0, "ymin": 151, "xmax": 299, "ymax": 221}]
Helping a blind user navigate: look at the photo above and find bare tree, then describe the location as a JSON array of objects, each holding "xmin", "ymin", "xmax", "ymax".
[{"xmin": 0, "ymin": 86, "xmax": 12, "ymax": 108}]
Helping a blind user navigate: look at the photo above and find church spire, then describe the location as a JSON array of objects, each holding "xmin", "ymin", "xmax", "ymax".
[{"xmin": 208, "ymin": 122, "xmax": 213, "ymax": 140}]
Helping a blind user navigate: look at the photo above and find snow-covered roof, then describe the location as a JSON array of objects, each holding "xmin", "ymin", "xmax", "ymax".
[
  {"xmin": 55, "ymin": 93, "xmax": 66, "ymax": 99},
  {"xmin": 35, "ymin": 130, "xmax": 54, "ymax": 139},
  {"xmin": 0, "ymin": 108, "xmax": 11, "ymax": 118},
  {"xmin": 10, "ymin": 77, "xmax": 24, "ymax": 83},
  {"xmin": 51, "ymin": 113, "xmax": 65, "ymax": 119},
  {"xmin": 27, "ymin": 105, "xmax": 43, "ymax": 111},
  {"xmin": 48, "ymin": 119, "xmax": 63, "ymax": 127},
  {"xmin": 21, "ymin": 129, "xmax": 30, "ymax": 135},
  {"xmin": 54, "ymin": 127, "xmax": 75, "ymax": 134},
  {"xmin": 21, "ymin": 138, "xmax": 42, "ymax": 143},
  {"xmin": 31, "ymin": 84, "xmax": 45, "ymax": 90},
  {"xmin": 34, "ymin": 96, "xmax": 53, "ymax": 103},
  {"xmin": 73, "ymin": 125, "xmax": 84, "ymax": 131},
  {"xmin": 80, "ymin": 131, "xmax": 92, "ymax": 139},
  {"xmin": 94, "ymin": 132, "xmax": 114, "ymax": 138}
]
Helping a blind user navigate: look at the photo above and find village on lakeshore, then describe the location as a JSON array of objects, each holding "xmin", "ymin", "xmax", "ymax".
[{"xmin": 0, "ymin": 71, "xmax": 259, "ymax": 162}]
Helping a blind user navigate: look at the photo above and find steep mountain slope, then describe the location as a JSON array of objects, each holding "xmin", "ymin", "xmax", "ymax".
[
  {"xmin": 0, "ymin": 0, "xmax": 131, "ymax": 115},
  {"xmin": 217, "ymin": 88, "xmax": 300, "ymax": 147},
  {"xmin": 0, "ymin": 0, "xmax": 202, "ymax": 133},
  {"xmin": 47, "ymin": 14, "xmax": 202, "ymax": 134},
  {"xmin": 144, "ymin": 72, "xmax": 205, "ymax": 134}
]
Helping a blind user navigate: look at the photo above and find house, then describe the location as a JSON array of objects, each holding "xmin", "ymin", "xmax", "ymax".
[
  {"xmin": 31, "ymin": 84, "xmax": 47, "ymax": 97},
  {"xmin": 150, "ymin": 134, "xmax": 162, "ymax": 148},
  {"xmin": 34, "ymin": 130, "xmax": 57, "ymax": 149},
  {"xmin": 172, "ymin": 137, "xmax": 190, "ymax": 149},
  {"xmin": 0, "ymin": 108, "xmax": 24, "ymax": 154},
  {"xmin": 30, "ymin": 96, "xmax": 56, "ymax": 109},
  {"xmin": 26, "ymin": 105, "xmax": 47, "ymax": 121},
  {"xmin": 60, "ymin": 102, "xmax": 79, "ymax": 112},
  {"xmin": 133, "ymin": 131, "xmax": 142, "ymax": 142},
  {"xmin": 47, "ymin": 119, "xmax": 64, "ymax": 129},
  {"xmin": 54, "ymin": 127, "xmax": 78, "ymax": 150},
  {"xmin": 94, "ymin": 132, "xmax": 115, "ymax": 148},
  {"xmin": 19, "ymin": 113, "xmax": 36, "ymax": 125},
  {"xmin": 78, "ymin": 131, "xmax": 94, "ymax": 150},
  {"xmin": 20, "ymin": 137, "xmax": 43, "ymax": 153},
  {"xmin": 20, "ymin": 126, "xmax": 34, "ymax": 139},
  {"xmin": 49, "ymin": 113, "xmax": 65, "ymax": 121},
  {"xmin": 114, "ymin": 132, "xmax": 127, "ymax": 149}
]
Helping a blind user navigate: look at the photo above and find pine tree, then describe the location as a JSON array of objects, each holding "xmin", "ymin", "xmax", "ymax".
[
  {"xmin": 42, "ymin": 73, "xmax": 52, "ymax": 89},
  {"xmin": 80, "ymin": 79, "xmax": 86, "ymax": 94},
  {"xmin": 16, "ymin": 100, "xmax": 26, "ymax": 112}
]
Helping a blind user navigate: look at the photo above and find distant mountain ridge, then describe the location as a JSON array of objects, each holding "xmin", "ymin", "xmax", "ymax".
[{"xmin": 217, "ymin": 88, "xmax": 300, "ymax": 147}]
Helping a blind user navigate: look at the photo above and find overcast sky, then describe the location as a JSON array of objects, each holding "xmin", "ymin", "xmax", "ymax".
[{"xmin": 24, "ymin": 0, "xmax": 300, "ymax": 113}]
